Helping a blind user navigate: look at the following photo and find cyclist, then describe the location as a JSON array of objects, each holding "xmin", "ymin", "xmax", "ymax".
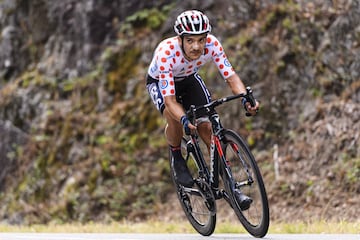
[{"xmin": 146, "ymin": 10, "xmax": 259, "ymax": 210}]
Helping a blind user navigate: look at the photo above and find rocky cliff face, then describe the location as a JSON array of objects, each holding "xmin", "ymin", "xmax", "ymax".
[
  {"xmin": 0, "ymin": 0, "xmax": 174, "ymax": 82},
  {"xmin": 0, "ymin": 0, "xmax": 359, "ymax": 224}
]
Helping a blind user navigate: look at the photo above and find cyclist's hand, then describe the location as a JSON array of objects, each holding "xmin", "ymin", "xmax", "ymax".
[
  {"xmin": 247, "ymin": 100, "xmax": 260, "ymax": 115},
  {"xmin": 243, "ymin": 98, "xmax": 260, "ymax": 116},
  {"xmin": 180, "ymin": 115, "xmax": 196, "ymax": 135}
]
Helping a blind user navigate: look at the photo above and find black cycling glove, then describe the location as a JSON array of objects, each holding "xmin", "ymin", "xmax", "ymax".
[
  {"xmin": 242, "ymin": 97, "xmax": 253, "ymax": 117},
  {"xmin": 242, "ymin": 97, "xmax": 249, "ymax": 111},
  {"xmin": 180, "ymin": 115, "xmax": 191, "ymax": 135}
]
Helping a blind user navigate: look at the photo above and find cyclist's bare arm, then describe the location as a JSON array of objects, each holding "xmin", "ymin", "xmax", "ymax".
[
  {"xmin": 226, "ymin": 74, "xmax": 247, "ymax": 95},
  {"xmin": 226, "ymin": 74, "xmax": 260, "ymax": 115},
  {"xmin": 164, "ymin": 95, "xmax": 196, "ymax": 129}
]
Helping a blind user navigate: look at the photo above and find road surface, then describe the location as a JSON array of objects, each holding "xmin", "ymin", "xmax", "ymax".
[{"xmin": 0, "ymin": 233, "xmax": 359, "ymax": 240}]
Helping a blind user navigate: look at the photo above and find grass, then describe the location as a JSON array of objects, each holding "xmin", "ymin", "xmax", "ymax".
[{"xmin": 0, "ymin": 220, "xmax": 359, "ymax": 234}]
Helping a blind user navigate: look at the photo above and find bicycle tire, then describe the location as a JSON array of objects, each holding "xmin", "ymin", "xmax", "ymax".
[
  {"xmin": 220, "ymin": 129, "xmax": 269, "ymax": 238},
  {"xmin": 169, "ymin": 138, "xmax": 216, "ymax": 236}
]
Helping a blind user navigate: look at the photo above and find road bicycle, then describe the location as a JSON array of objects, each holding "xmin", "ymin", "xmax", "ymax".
[{"xmin": 170, "ymin": 87, "xmax": 269, "ymax": 238}]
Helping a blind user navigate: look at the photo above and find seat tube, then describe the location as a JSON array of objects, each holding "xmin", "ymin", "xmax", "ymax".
[
  {"xmin": 190, "ymin": 135, "xmax": 210, "ymax": 178},
  {"xmin": 209, "ymin": 113, "xmax": 224, "ymax": 189},
  {"xmin": 210, "ymin": 135, "xmax": 220, "ymax": 188}
]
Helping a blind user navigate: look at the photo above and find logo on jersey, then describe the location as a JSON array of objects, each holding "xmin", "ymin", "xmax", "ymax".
[
  {"xmin": 206, "ymin": 42, "xmax": 214, "ymax": 47},
  {"xmin": 224, "ymin": 59, "xmax": 231, "ymax": 67},
  {"xmin": 150, "ymin": 63, "xmax": 158, "ymax": 73},
  {"xmin": 160, "ymin": 80, "xmax": 168, "ymax": 89},
  {"xmin": 166, "ymin": 53, "xmax": 175, "ymax": 60},
  {"xmin": 147, "ymin": 83, "xmax": 164, "ymax": 111}
]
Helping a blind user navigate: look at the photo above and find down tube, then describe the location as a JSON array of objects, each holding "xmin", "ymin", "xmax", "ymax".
[{"xmin": 214, "ymin": 136, "xmax": 234, "ymax": 188}]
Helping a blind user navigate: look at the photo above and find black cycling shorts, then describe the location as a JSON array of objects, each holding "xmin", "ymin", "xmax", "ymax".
[{"xmin": 146, "ymin": 73, "xmax": 212, "ymax": 118}]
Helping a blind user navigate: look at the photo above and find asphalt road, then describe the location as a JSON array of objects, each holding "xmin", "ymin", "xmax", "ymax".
[{"xmin": 0, "ymin": 233, "xmax": 359, "ymax": 240}]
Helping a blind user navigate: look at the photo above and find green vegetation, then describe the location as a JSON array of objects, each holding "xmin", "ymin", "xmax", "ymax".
[{"xmin": 120, "ymin": 4, "xmax": 174, "ymax": 33}]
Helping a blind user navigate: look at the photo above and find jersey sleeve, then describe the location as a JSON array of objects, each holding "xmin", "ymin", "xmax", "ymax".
[
  {"xmin": 207, "ymin": 35, "xmax": 236, "ymax": 80},
  {"xmin": 156, "ymin": 46, "xmax": 176, "ymax": 97}
]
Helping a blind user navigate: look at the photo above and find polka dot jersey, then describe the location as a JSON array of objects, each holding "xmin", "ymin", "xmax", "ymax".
[{"xmin": 147, "ymin": 34, "xmax": 235, "ymax": 97}]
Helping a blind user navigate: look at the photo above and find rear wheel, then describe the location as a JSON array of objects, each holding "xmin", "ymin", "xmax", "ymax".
[
  {"xmin": 221, "ymin": 130, "xmax": 269, "ymax": 238},
  {"xmin": 169, "ymin": 138, "xmax": 216, "ymax": 236}
]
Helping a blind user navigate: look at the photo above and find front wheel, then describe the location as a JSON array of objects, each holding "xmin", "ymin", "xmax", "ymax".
[{"xmin": 221, "ymin": 130, "xmax": 269, "ymax": 238}]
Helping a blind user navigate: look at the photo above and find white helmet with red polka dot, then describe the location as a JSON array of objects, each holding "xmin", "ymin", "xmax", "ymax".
[{"xmin": 174, "ymin": 10, "xmax": 212, "ymax": 36}]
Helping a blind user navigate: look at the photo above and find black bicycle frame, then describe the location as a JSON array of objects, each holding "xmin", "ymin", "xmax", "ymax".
[
  {"xmin": 208, "ymin": 112, "xmax": 239, "ymax": 198},
  {"xmin": 185, "ymin": 86, "xmax": 257, "ymax": 199},
  {"xmin": 186, "ymin": 134, "xmax": 210, "ymax": 181},
  {"xmin": 185, "ymin": 110, "xmax": 232, "ymax": 197}
]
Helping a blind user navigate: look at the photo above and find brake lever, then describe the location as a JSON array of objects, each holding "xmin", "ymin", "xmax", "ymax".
[
  {"xmin": 246, "ymin": 87, "xmax": 256, "ymax": 107},
  {"xmin": 245, "ymin": 87, "xmax": 258, "ymax": 117},
  {"xmin": 187, "ymin": 105, "xmax": 197, "ymax": 124}
]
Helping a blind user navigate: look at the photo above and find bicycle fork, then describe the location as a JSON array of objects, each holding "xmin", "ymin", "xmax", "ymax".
[
  {"xmin": 214, "ymin": 136, "xmax": 254, "ymax": 207},
  {"xmin": 230, "ymin": 142, "xmax": 254, "ymax": 188},
  {"xmin": 211, "ymin": 136, "xmax": 235, "ymax": 204}
]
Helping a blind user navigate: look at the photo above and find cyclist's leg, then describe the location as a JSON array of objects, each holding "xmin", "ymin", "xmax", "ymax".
[
  {"xmin": 197, "ymin": 120, "xmax": 211, "ymax": 151},
  {"xmin": 180, "ymin": 73, "xmax": 212, "ymax": 150},
  {"xmin": 147, "ymin": 76, "xmax": 193, "ymax": 187},
  {"xmin": 164, "ymin": 108, "xmax": 194, "ymax": 187},
  {"xmin": 146, "ymin": 77, "xmax": 183, "ymax": 147},
  {"xmin": 163, "ymin": 108, "xmax": 183, "ymax": 147}
]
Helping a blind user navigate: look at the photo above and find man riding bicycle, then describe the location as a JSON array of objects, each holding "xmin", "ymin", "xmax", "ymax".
[{"xmin": 146, "ymin": 10, "xmax": 259, "ymax": 210}]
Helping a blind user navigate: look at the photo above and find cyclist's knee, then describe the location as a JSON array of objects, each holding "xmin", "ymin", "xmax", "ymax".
[
  {"xmin": 198, "ymin": 121, "xmax": 211, "ymax": 132},
  {"xmin": 198, "ymin": 122, "xmax": 212, "ymax": 146},
  {"xmin": 163, "ymin": 109, "xmax": 183, "ymax": 146},
  {"xmin": 163, "ymin": 109, "xmax": 182, "ymax": 127}
]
